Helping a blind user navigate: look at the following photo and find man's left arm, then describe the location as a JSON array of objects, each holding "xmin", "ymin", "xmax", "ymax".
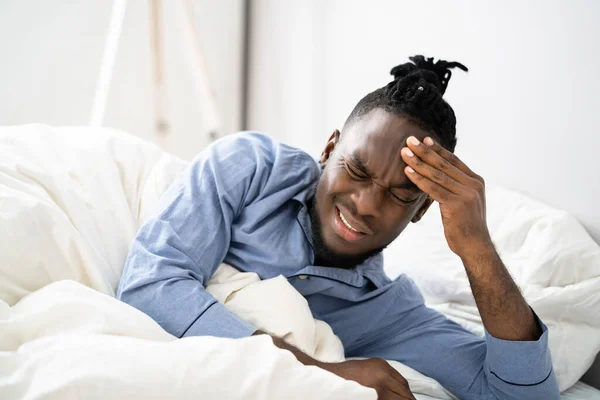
[{"xmin": 398, "ymin": 135, "xmax": 560, "ymax": 398}]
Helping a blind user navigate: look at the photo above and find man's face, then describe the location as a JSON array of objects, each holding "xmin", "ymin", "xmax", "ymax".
[{"xmin": 311, "ymin": 109, "xmax": 435, "ymax": 268}]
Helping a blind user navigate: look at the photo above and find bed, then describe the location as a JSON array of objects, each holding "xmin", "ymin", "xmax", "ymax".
[{"xmin": 1, "ymin": 124, "xmax": 599, "ymax": 399}]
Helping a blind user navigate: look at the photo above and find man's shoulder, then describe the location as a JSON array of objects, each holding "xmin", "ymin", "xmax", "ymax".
[
  {"xmin": 189, "ymin": 132, "xmax": 320, "ymax": 200},
  {"xmin": 210, "ymin": 132, "xmax": 320, "ymax": 177},
  {"xmin": 220, "ymin": 131, "xmax": 279, "ymax": 149}
]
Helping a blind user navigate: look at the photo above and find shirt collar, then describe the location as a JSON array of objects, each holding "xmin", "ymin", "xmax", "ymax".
[
  {"xmin": 290, "ymin": 253, "xmax": 385, "ymax": 288},
  {"xmin": 292, "ymin": 160, "xmax": 319, "ymax": 204},
  {"xmin": 292, "ymin": 175, "xmax": 317, "ymax": 258}
]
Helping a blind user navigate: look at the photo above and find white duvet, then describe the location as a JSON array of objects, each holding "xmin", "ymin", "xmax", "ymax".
[{"xmin": 0, "ymin": 125, "xmax": 599, "ymax": 399}]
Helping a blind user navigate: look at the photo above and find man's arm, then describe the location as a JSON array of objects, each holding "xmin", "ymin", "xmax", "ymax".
[
  {"xmin": 461, "ymin": 244, "xmax": 541, "ymax": 340},
  {"xmin": 402, "ymin": 135, "xmax": 539, "ymax": 341},
  {"xmin": 117, "ymin": 133, "xmax": 276, "ymax": 338},
  {"xmin": 396, "ymin": 135, "xmax": 559, "ymax": 398}
]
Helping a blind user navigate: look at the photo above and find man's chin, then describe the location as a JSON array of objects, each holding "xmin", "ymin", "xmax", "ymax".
[
  {"xmin": 314, "ymin": 235, "xmax": 384, "ymax": 269},
  {"xmin": 309, "ymin": 197, "xmax": 383, "ymax": 268},
  {"xmin": 318, "ymin": 247, "xmax": 382, "ymax": 269}
]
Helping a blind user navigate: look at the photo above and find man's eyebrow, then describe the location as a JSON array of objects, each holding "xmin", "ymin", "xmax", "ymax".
[
  {"xmin": 391, "ymin": 181, "xmax": 420, "ymax": 192},
  {"xmin": 348, "ymin": 152, "xmax": 371, "ymax": 175}
]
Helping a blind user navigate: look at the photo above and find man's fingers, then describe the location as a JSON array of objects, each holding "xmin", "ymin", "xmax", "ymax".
[
  {"xmin": 404, "ymin": 165, "xmax": 455, "ymax": 204},
  {"xmin": 383, "ymin": 392, "xmax": 414, "ymax": 400},
  {"xmin": 387, "ymin": 383, "xmax": 416, "ymax": 400},
  {"xmin": 387, "ymin": 369, "xmax": 417, "ymax": 400},
  {"xmin": 422, "ymin": 137, "xmax": 487, "ymax": 194},
  {"xmin": 421, "ymin": 136, "xmax": 481, "ymax": 181},
  {"xmin": 405, "ymin": 136, "xmax": 473, "ymax": 185},
  {"xmin": 401, "ymin": 147, "xmax": 463, "ymax": 195},
  {"xmin": 379, "ymin": 386, "xmax": 414, "ymax": 400}
]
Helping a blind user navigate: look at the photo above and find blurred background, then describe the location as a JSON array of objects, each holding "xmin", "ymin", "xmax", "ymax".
[{"xmin": 1, "ymin": 0, "xmax": 599, "ymax": 387}]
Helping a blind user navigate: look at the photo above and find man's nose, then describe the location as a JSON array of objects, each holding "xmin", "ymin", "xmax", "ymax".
[{"xmin": 351, "ymin": 183, "xmax": 384, "ymax": 219}]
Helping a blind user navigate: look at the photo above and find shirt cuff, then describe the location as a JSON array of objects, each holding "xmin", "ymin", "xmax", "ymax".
[
  {"xmin": 484, "ymin": 311, "xmax": 553, "ymax": 386},
  {"xmin": 182, "ymin": 302, "xmax": 257, "ymax": 339}
]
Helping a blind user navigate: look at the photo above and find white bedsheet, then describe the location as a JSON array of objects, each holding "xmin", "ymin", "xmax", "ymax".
[
  {"xmin": 1, "ymin": 124, "xmax": 598, "ymax": 398},
  {"xmin": 561, "ymin": 381, "xmax": 600, "ymax": 399},
  {"xmin": 0, "ymin": 280, "xmax": 375, "ymax": 400}
]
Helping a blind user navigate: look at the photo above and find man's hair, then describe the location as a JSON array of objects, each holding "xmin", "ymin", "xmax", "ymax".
[{"xmin": 343, "ymin": 55, "xmax": 468, "ymax": 152}]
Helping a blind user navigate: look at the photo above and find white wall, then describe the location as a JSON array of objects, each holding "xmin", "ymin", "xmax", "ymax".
[
  {"xmin": 0, "ymin": 0, "xmax": 244, "ymax": 161},
  {"xmin": 248, "ymin": 0, "xmax": 600, "ymax": 243}
]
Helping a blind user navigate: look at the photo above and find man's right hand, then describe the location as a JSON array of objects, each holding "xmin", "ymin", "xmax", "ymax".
[
  {"xmin": 254, "ymin": 331, "xmax": 415, "ymax": 400},
  {"xmin": 320, "ymin": 358, "xmax": 416, "ymax": 400}
]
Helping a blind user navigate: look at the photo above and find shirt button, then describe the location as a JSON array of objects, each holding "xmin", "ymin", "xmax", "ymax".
[{"xmin": 298, "ymin": 275, "xmax": 308, "ymax": 280}]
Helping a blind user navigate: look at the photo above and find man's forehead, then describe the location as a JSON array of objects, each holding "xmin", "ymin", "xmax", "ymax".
[
  {"xmin": 338, "ymin": 110, "xmax": 431, "ymax": 192},
  {"xmin": 344, "ymin": 111, "xmax": 430, "ymax": 151}
]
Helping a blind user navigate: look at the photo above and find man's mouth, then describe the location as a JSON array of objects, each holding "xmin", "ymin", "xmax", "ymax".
[
  {"xmin": 339, "ymin": 208, "xmax": 361, "ymax": 233},
  {"xmin": 334, "ymin": 206, "xmax": 368, "ymax": 242}
]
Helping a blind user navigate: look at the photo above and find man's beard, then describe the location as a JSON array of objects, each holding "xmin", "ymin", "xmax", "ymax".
[{"xmin": 308, "ymin": 197, "xmax": 385, "ymax": 269}]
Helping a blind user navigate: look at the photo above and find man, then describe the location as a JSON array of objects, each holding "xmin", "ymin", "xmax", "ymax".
[{"xmin": 117, "ymin": 56, "xmax": 560, "ymax": 399}]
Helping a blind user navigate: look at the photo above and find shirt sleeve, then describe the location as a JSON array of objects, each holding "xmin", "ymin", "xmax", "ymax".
[
  {"xmin": 117, "ymin": 133, "xmax": 274, "ymax": 339},
  {"xmin": 349, "ymin": 276, "xmax": 560, "ymax": 400}
]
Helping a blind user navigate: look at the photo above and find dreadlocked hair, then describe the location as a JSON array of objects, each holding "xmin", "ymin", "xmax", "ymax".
[{"xmin": 343, "ymin": 55, "xmax": 468, "ymax": 152}]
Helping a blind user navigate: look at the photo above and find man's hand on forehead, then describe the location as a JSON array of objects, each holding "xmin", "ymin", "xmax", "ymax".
[{"xmin": 400, "ymin": 136, "xmax": 493, "ymax": 258}]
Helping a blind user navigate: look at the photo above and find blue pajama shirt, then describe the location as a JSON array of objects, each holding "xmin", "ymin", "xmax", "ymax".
[{"xmin": 117, "ymin": 132, "xmax": 560, "ymax": 399}]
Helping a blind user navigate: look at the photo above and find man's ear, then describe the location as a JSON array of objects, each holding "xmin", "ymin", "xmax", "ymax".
[
  {"xmin": 319, "ymin": 129, "xmax": 341, "ymax": 168},
  {"xmin": 411, "ymin": 196, "xmax": 434, "ymax": 223}
]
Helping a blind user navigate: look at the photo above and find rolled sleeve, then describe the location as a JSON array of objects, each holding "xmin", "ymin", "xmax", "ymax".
[{"xmin": 485, "ymin": 314, "xmax": 555, "ymax": 386}]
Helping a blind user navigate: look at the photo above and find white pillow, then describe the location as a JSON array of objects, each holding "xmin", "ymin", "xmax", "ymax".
[{"xmin": 0, "ymin": 124, "xmax": 186, "ymax": 305}]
